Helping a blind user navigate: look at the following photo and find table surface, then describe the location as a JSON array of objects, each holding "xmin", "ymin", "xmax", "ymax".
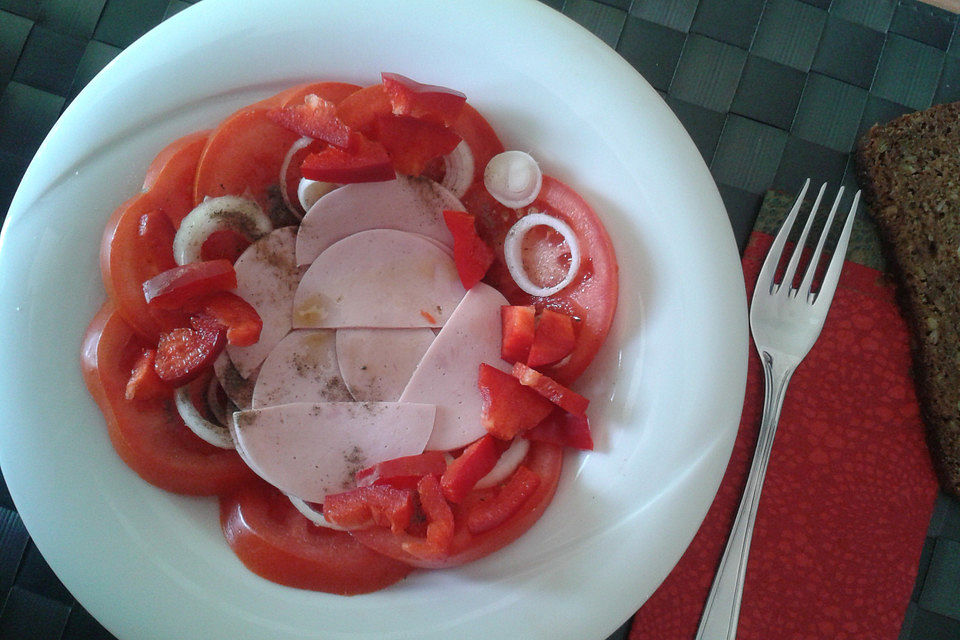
[{"xmin": 2, "ymin": 1, "xmax": 960, "ymax": 639}]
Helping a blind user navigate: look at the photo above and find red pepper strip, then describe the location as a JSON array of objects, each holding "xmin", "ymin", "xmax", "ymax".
[
  {"xmin": 374, "ymin": 114, "xmax": 461, "ymax": 176},
  {"xmin": 402, "ymin": 475, "xmax": 455, "ymax": 559},
  {"xmin": 465, "ymin": 465, "xmax": 541, "ymax": 534},
  {"xmin": 124, "ymin": 348, "xmax": 168, "ymax": 401},
  {"xmin": 478, "ymin": 363, "xmax": 554, "ymax": 440},
  {"xmin": 300, "ymin": 132, "xmax": 395, "ymax": 183},
  {"xmin": 527, "ymin": 308, "xmax": 577, "ymax": 368},
  {"xmin": 153, "ymin": 314, "xmax": 226, "ymax": 386},
  {"xmin": 500, "ymin": 305, "xmax": 536, "ymax": 363},
  {"xmin": 440, "ymin": 435, "xmax": 501, "ymax": 503},
  {"xmin": 200, "ymin": 229, "xmax": 251, "ymax": 263},
  {"xmin": 266, "ymin": 93, "xmax": 353, "ymax": 149},
  {"xmin": 323, "ymin": 485, "xmax": 416, "ymax": 534},
  {"xmin": 512, "ymin": 362, "xmax": 589, "ymax": 416},
  {"xmin": 380, "ymin": 72, "xmax": 467, "ymax": 127},
  {"xmin": 355, "ymin": 451, "xmax": 449, "ymax": 488},
  {"xmin": 196, "ymin": 292, "xmax": 262, "ymax": 347},
  {"xmin": 525, "ymin": 408, "xmax": 594, "ymax": 451},
  {"xmin": 142, "ymin": 259, "xmax": 237, "ymax": 310},
  {"xmin": 442, "ymin": 209, "xmax": 495, "ymax": 289}
]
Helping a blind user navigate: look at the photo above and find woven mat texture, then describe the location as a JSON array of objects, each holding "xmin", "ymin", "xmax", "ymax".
[{"xmin": 2, "ymin": 1, "xmax": 960, "ymax": 639}]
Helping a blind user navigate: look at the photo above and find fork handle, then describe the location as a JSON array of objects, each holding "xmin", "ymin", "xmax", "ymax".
[{"xmin": 695, "ymin": 352, "xmax": 795, "ymax": 640}]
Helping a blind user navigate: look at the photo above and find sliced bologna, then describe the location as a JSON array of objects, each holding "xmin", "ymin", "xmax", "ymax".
[
  {"xmin": 295, "ymin": 175, "xmax": 462, "ymax": 265},
  {"xmin": 252, "ymin": 329, "xmax": 352, "ymax": 408},
  {"xmin": 292, "ymin": 229, "xmax": 465, "ymax": 329},
  {"xmin": 226, "ymin": 226, "xmax": 307, "ymax": 378},
  {"xmin": 400, "ymin": 283, "xmax": 512, "ymax": 451},
  {"xmin": 335, "ymin": 328, "xmax": 435, "ymax": 401},
  {"xmin": 231, "ymin": 402, "xmax": 436, "ymax": 503}
]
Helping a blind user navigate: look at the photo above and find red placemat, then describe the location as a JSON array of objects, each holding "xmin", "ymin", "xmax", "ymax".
[{"xmin": 630, "ymin": 229, "xmax": 940, "ymax": 640}]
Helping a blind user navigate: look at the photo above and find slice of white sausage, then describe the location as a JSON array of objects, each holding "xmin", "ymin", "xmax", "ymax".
[
  {"xmin": 399, "ymin": 283, "xmax": 512, "ymax": 451},
  {"xmin": 226, "ymin": 226, "xmax": 307, "ymax": 378},
  {"xmin": 292, "ymin": 229, "xmax": 465, "ymax": 329},
  {"xmin": 251, "ymin": 329, "xmax": 353, "ymax": 408},
  {"xmin": 231, "ymin": 401, "xmax": 436, "ymax": 503},
  {"xmin": 295, "ymin": 176, "xmax": 461, "ymax": 265},
  {"xmin": 335, "ymin": 328, "xmax": 435, "ymax": 402}
]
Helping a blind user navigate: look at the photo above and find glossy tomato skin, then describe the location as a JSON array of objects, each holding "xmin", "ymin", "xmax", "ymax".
[
  {"xmin": 81, "ymin": 303, "xmax": 256, "ymax": 495},
  {"xmin": 349, "ymin": 441, "xmax": 563, "ymax": 569},
  {"xmin": 220, "ymin": 480, "xmax": 413, "ymax": 594}
]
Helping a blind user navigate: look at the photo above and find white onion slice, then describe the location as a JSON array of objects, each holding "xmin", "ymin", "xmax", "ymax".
[
  {"xmin": 441, "ymin": 140, "xmax": 475, "ymax": 198},
  {"xmin": 475, "ymin": 438, "xmax": 530, "ymax": 489},
  {"xmin": 279, "ymin": 136, "xmax": 314, "ymax": 218},
  {"xmin": 484, "ymin": 150, "xmax": 542, "ymax": 208},
  {"xmin": 503, "ymin": 212, "xmax": 581, "ymax": 297},
  {"xmin": 287, "ymin": 494, "xmax": 353, "ymax": 531},
  {"xmin": 174, "ymin": 386, "xmax": 235, "ymax": 449},
  {"xmin": 297, "ymin": 178, "xmax": 336, "ymax": 213},
  {"xmin": 173, "ymin": 195, "xmax": 272, "ymax": 265}
]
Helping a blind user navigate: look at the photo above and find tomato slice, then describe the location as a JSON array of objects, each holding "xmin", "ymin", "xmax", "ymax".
[
  {"xmin": 272, "ymin": 81, "xmax": 361, "ymax": 109},
  {"xmin": 81, "ymin": 303, "xmax": 256, "ymax": 495},
  {"xmin": 141, "ymin": 130, "xmax": 210, "ymax": 227},
  {"xmin": 100, "ymin": 192, "xmax": 185, "ymax": 341},
  {"xmin": 349, "ymin": 441, "xmax": 562, "ymax": 569},
  {"xmin": 219, "ymin": 480, "xmax": 413, "ymax": 594},
  {"xmin": 193, "ymin": 106, "xmax": 302, "ymax": 225},
  {"xmin": 468, "ymin": 176, "xmax": 618, "ymax": 385}
]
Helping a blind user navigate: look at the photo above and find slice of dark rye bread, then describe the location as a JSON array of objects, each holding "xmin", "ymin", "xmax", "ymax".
[{"xmin": 855, "ymin": 101, "xmax": 960, "ymax": 499}]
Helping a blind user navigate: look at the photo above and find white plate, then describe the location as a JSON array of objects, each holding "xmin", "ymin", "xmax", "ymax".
[{"xmin": 0, "ymin": 1, "xmax": 747, "ymax": 638}]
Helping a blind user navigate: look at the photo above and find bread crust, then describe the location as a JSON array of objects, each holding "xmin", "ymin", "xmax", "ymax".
[{"xmin": 855, "ymin": 102, "xmax": 960, "ymax": 498}]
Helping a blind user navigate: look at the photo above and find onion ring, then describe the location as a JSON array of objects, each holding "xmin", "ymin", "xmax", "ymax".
[{"xmin": 503, "ymin": 212, "xmax": 581, "ymax": 297}]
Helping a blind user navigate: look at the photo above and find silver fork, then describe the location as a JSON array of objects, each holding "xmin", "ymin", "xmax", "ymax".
[{"xmin": 695, "ymin": 179, "xmax": 861, "ymax": 640}]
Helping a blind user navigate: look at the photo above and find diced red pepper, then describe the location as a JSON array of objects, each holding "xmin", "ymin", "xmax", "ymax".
[
  {"xmin": 512, "ymin": 362, "xmax": 589, "ymax": 416},
  {"xmin": 440, "ymin": 435, "xmax": 501, "ymax": 504},
  {"xmin": 152, "ymin": 314, "xmax": 226, "ymax": 385},
  {"xmin": 300, "ymin": 132, "xmax": 396, "ymax": 183},
  {"xmin": 501, "ymin": 305, "xmax": 536, "ymax": 363},
  {"xmin": 355, "ymin": 451, "xmax": 449, "ymax": 489},
  {"xmin": 323, "ymin": 485, "xmax": 416, "ymax": 534},
  {"xmin": 527, "ymin": 308, "xmax": 577, "ymax": 367},
  {"xmin": 266, "ymin": 93, "xmax": 353, "ymax": 149},
  {"xmin": 198, "ymin": 291, "xmax": 262, "ymax": 347},
  {"xmin": 402, "ymin": 474, "xmax": 455, "ymax": 559},
  {"xmin": 380, "ymin": 72, "xmax": 467, "ymax": 127},
  {"xmin": 478, "ymin": 363, "xmax": 554, "ymax": 440},
  {"xmin": 525, "ymin": 408, "xmax": 594, "ymax": 451},
  {"xmin": 374, "ymin": 114, "xmax": 461, "ymax": 176},
  {"xmin": 124, "ymin": 348, "xmax": 168, "ymax": 400},
  {"xmin": 465, "ymin": 465, "xmax": 541, "ymax": 534},
  {"xmin": 200, "ymin": 229, "xmax": 251, "ymax": 263},
  {"xmin": 442, "ymin": 209, "xmax": 494, "ymax": 289},
  {"xmin": 142, "ymin": 259, "xmax": 237, "ymax": 310}
]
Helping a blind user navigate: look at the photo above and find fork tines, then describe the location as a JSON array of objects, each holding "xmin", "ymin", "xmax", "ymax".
[{"xmin": 760, "ymin": 179, "xmax": 861, "ymax": 304}]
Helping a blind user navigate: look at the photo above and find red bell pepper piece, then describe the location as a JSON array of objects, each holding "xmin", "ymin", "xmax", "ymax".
[
  {"xmin": 403, "ymin": 474, "xmax": 455, "ymax": 559},
  {"xmin": 442, "ymin": 209, "xmax": 494, "ymax": 289},
  {"xmin": 500, "ymin": 305, "xmax": 536, "ymax": 363},
  {"xmin": 152, "ymin": 314, "xmax": 226, "ymax": 385},
  {"xmin": 525, "ymin": 408, "xmax": 594, "ymax": 451},
  {"xmin": 124, "ymin": 348, "xmax": 169, "ymax": 400},
  {"xmin": 374, "ymin": 114, "xmax": 461, "ymax": 176},
  {"xmin": 200, "ymin": 229, "xmax": 251, "ymax": 263},
  {"xmin": 198, "ymin": 291, "xmax": 262, "ymax": 347},
  {"xmin": 440, "ymin": 435, "xmax": 501, "ymax": 503},
  {"xmin": 512, "ymin": 362, "xmax": 589, "ymax": 416},
  {"xmin": 465, "ymin": 465, "xmax": 541, "ymax": 534},
  {"xmin": 142, "ymin": 259, "xmax": 237, "ymax": 310},
  {"xmin": 355, "ymin": 451, "xmax": 449, "ymax": 489},
  {"xmin": 300, "ymin": 132, "xmax": 395, "ymax": 183},
  {"xmin": 266, "ymin": 93, "xmax": 353, "ymax": 149},
  {"xmin": 380, "ymin": 72, "xmax": 467, "ymax": 127},
  {"xmin": 527, "ymin": 308, "xmax": 577, "ymax": 368},
  {"xmin": 323, "ymin": 485, "xmax": 416, "ymax": 534},
  {"xmin": 478, "ymin": 363, "xmax": 554, "ymax": 440}
]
